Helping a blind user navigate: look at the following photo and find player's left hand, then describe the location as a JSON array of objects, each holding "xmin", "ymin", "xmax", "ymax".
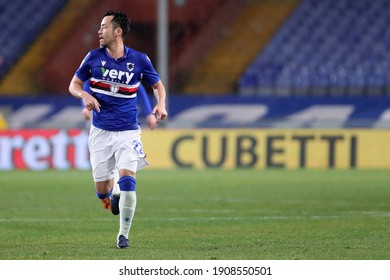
[
  {"xmin": 146, "ymin": 114, "xmax": 158, "ymax": 130},
  {"xmin": 152, "ymin": 103, "xmax": 168, "ymax": 121}
]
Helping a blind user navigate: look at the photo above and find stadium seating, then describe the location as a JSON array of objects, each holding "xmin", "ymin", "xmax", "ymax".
[
  {"xmin": 0, "ymin": 0, "xmax": 67, "ymax": 78},
  {"xmin": 238, "ymin": 0, "xmax": 390, "ymax": 96}
]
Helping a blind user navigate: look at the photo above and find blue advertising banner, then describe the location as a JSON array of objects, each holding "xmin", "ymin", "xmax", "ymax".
[
  {"xmin": 167, "ymin": 96, "xmax": 390, "ymax": 128},
  {"xmin": 1, "ymin": 95, "xmax": 390, "ymax": 129}
]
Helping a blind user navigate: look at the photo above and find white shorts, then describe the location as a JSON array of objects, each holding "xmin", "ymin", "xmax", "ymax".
[{"xmin": 88, "ymin": 125, "xmax": 149, "ymax": 182}]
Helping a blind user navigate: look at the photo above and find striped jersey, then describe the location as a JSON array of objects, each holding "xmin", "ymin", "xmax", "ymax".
[{"xmin": 75, "ymin": 47, "xmax": 160, "ymax": 131}]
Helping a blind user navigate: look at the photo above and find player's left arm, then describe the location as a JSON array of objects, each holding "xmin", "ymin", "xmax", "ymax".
[
  {"xmin": 138, "ymin": 84, "xmax": 157, "ymax": 129},
  {"xmin": 151, "ymin": 80, "xmax": 168, "ymax": 121}
]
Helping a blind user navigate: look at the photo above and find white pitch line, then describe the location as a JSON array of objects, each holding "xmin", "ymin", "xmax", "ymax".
[{"xmin": 0, "ymin": 211, "xmax": 389, "ymax": 223}]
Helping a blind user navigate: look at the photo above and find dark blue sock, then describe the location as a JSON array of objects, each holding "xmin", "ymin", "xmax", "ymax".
[
  {"xmin": 118, "ymin": 176, "xmax": 136, "ymax": 191},
  {"xmin": 96, "ymin": 188, "xmax": 113, "ymax": 199}
]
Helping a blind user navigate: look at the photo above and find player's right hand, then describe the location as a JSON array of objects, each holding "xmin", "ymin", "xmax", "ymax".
[{"xmin": 81, "ymin": 92, "xmax": 101, "ymax": 113}]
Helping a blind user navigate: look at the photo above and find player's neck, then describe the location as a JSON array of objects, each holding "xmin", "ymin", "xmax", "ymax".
[{"xmin": 106, "ymin": 41, "xmax": 125, "ymax": 60}]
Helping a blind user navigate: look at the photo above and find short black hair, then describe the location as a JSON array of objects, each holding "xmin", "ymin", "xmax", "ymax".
[{"xmin": 104, "ymin": 10, "xmax": 131, "ymax": 38}]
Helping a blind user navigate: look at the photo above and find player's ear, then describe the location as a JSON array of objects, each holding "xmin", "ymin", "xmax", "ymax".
[{"xmin": 116, "ymin": 27, "xmax": 122, "ymax": 38}]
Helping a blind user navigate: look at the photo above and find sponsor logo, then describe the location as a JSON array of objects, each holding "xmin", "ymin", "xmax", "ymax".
[
  {"xmin": 0, "ymin": 129, "xmax": 90, "ymax": 170},
  {"xmin": 102, "ymin": 68, "xmax": 134, "ymax": 84}
]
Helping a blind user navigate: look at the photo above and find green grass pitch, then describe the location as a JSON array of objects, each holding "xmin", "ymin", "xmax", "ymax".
[{"xmin": 0, "ymin": 169, "xmax": 389, "ymax": 260}]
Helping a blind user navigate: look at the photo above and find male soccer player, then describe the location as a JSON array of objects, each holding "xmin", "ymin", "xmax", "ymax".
[
  {"xmin": 81, "ymin": 82, "xmax": 158, "ymax": 210},
  {"xmin": 69, "ymin": 10, "xmax": 167, "ymax": 249}
]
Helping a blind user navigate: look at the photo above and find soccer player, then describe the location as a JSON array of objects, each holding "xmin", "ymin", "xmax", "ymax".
[
  {"xmin": 69, "ymin": 10, "xmax": 167, "ymax": 249},
  {"xmin": 81, "ymin": 81, "xmax": 158, "ymax": 210}
]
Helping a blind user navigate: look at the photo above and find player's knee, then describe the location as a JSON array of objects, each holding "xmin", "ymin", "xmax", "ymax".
[
  {"xmin": 95, "ymin": 179, "xmax": 114, "ymax": 194},
  {"xmin": 118, "ymin": 167, "xmax": 136, "ymax": 178}
]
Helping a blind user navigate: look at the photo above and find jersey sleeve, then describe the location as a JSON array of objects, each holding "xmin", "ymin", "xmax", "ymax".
[
  {"xmin": 75, "ymin": 52, "xmax": 92, "ymax": 82},
  {"xmin": 141, "ymin": 54, "xmax": 161, "ymax": 86}
]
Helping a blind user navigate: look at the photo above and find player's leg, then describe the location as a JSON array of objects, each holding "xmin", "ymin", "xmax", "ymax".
[
  {"xmin": 109, "ymin": 170, "xmax": 121, "ymax": 215},
  {"xmin": 113, "ymin": 170, "xmax": 120, "ymax": 195},
  {"xmin": 114, "ymin": 129, "xmax": 149, "ymax": 248},
  {"xmin": 95, "ymin": 179, "xmax": 115, "ymax": 209},
  {"xmin": 89, "ymin": 125, "xmax": 115, "ymax": 209},
  {"xmin": 116, "ymin": 167, "xmax": 137, "ymax": 249}
]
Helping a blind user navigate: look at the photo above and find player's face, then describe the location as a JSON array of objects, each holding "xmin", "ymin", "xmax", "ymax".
[{"xmin": 98, "ymin": 16, "xmax": 116, "ymax": 47}]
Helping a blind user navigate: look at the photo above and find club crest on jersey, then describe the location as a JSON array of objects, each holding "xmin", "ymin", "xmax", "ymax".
[
  {"xmin": 127, "ymin": 63, "xmax": 134, "ymax": 72},
  {"xmin": 110, "ymin": 84, "xmax": 120, "ymax": 94}
]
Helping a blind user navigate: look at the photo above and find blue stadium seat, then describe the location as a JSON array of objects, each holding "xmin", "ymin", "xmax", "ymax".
[
  {"xmin": 0, "ymin": 0, "xmax": 67, "ymax": 78},
  {"xmin": 238, "ymin": 0, "xmax": 390, "ymax": 96}
]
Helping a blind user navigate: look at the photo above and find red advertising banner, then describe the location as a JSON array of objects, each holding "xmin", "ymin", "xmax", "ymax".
[{"xmin": 0, "ymin": 129, "xmax": 90, "ymax": 170}]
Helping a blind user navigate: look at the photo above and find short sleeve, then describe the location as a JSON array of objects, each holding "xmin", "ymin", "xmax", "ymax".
[
  {"xmin": 141, "ymin": 54, "xmax": 161, "ymax": 86},
  {"xmin": 75, "ymin": 51, "xmax": 92, "ymax": 82}
]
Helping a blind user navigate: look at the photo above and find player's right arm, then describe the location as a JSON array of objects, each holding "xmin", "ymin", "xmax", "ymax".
[
  {"xmin": 69, "ymin": 75, "xmax": 101, "ymax": 113},
  {"xmin": 81, "ymin": 81, "xmax": 92, "ymax": 121}
]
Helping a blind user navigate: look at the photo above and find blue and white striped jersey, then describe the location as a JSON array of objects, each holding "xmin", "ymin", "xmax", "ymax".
[{"xmin": 75, "ymin": 46, "xmax": 160, "ymax": 131}]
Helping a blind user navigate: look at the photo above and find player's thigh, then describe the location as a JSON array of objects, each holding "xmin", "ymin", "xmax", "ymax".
[
  {"xmin": 115, "ymin": 147, "xmax": 140, "ymax": 173},
  {"xmin": 89, "ymin": 126, "xmax": 116, "ymax": 181},
  {"xmin": 115, "ymin": 130, "xmax": 146, "ymax": 172}
]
